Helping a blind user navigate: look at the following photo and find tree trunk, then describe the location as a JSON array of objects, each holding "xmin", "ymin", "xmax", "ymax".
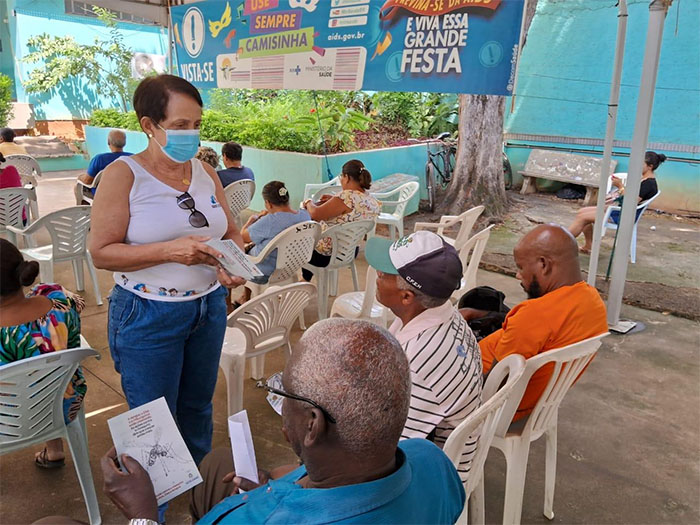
[
  {"xmin": 434, "ymin": 0, "xmax": 538, "ymax": 220},
  {"xmin": 435, "ymin": 94, "xmax": 506, "ymax": 218}
]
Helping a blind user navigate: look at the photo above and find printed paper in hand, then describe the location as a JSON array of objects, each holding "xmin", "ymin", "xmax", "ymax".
[
  {"xmin": 228, "ymin": 410, "xmax": 259, "ymax": 484},
  {"xmin": 206, "ymin": 239, "xmax": 263, "ymax": 281},
  {"xmin": 265, "ymin": 372, "xmax": 284, "ymax": 417},
  {"xmin": 107, "ymin": 397, "xmax": 203, "ymax": 506}
]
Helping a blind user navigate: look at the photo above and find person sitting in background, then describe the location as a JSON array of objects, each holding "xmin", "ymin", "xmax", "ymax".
[
  {"xmin": 75, "ymin": 129, "xmax": 132, "ymax": 203},
  {"xmin": 366, "ymin": 230, "xmax": 482, "ymax": 481},
  {"xmin": 480, "ymin": 224, "xmax": 607, "ymax": 423},
  {"xmin": 0, "ymin": 152, "xmax": 22, "ymax": 189},
  {"xmin": 235, "ymin": 181, "xmax": 311, "ymax": 306},
  {"xmin": 568, "ymin": 150, "xmax": 665, "ymax": 254},
  {"xmin": 195, "ymin": 146, "xmax": 220, "ymax": 170},
  {"xmin": 0, "ymin": 239, "xmax": 88, "ymax": 469},
  {"xmin": 217, "ymin": 141, "xmax": 254, "ymax": 187},
  {"xmin": 301, "ymin": 159, "xmax": 380, "ymax": 282},
  {"xmin": 0, "ymin": 127, "xmax": 28, "ymax": 156},
  {"xmin": 101, "ymin": 319, "xmax": 466, "ymax": 524}
]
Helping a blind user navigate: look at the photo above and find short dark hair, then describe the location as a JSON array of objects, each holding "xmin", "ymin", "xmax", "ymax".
[
  {"xmin": 0, "ymin": 127, "xmax": 16, "ymax": 142},
  {"xmin": 221, "ymin": 142, "xmax": 243, "ymax": 161},
  {"xmin": 0, "ymin": 239, "xmax": 39, "ymax": 296},
  {"xmin": 133, "ymin": 74, "xmax": 203, "ymax": 127},
  {"xmin": 262, "ymin": 181, "xmax": 290, "ymax": 206}
]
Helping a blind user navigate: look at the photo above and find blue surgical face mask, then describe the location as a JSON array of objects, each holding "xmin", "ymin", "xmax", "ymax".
[{"xmin": 154, "ymin": 124, "xmax": 200, "ymax": 163}]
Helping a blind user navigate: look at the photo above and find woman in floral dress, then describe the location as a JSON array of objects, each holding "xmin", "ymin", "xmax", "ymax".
[{"xmin": 0, "ymin": 239, "xmax": 87, "ymax": 468}]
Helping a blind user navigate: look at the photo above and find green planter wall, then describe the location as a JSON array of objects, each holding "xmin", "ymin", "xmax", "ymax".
[{"xmin": 84, "ymin": 125, "xmax": 426, "ymax": 212}]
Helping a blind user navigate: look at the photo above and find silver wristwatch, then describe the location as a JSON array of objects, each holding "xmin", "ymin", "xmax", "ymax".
[{"xmin": 128, "ymin": 519, "xmax": 159, "ymax": 525}]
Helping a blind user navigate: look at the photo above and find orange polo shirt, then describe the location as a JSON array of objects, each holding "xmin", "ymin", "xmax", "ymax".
[{"xmin": 480, "ymin": 281, "xmax": 607, "ymax": 421}]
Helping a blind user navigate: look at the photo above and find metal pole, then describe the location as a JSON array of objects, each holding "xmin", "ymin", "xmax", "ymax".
[
  {"xmin": 167, "ymin": 3, "xmax": 173, "ymax": 74},
  {"xmin": 587, "ymin": 0, "xmax": 628, "ymax": 287},
  {"xmin": 509, "ymin": 0, "xmax": 530, "ymax": 114},
  {"xmin": 606, "ymin": 0, "xmax": 672, "ymax": 329}
]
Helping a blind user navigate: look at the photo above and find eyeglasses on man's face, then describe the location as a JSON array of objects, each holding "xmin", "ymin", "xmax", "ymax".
[{"xmin": 257, "ymin": 377, "xmax": 336, "ymax": 424}]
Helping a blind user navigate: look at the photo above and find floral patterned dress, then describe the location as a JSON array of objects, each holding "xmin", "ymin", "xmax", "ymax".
[
  {"xmin": 316, "ymin": 189, "xmax": 381, "ymax": 255},
  {"xmin": 0, "ymin": 284, "xmax": 87, "ymax": 423}
]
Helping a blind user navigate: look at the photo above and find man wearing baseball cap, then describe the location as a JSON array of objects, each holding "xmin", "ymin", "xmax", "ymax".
[{"xmin": 366, "ymin": 230, "xmax": 482, "ymax": 481}]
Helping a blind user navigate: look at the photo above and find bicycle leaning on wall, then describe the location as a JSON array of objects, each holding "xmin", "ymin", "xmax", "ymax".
[{"xmin": 409, "ymin": 132, "xmax": 457, "ymax": 212}]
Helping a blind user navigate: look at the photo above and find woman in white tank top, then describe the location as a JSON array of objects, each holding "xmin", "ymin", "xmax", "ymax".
[{"xmin": 89, "ymin": 76, "xmax": 246, "ymax": 498}]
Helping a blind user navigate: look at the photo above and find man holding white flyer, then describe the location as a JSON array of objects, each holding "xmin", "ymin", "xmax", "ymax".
[{"xmin": 100, "ymin": 319, "xmax": 465, "ymax": 524}]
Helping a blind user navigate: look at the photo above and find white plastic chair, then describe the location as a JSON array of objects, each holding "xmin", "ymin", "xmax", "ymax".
[
  {"xmin": 414, "ymin": 206, "xmax": 485, "ymax": 249},
  {"xmin": 303, "ymin": 176, "xmax": 340, "ymax": 201},
  {"xmin": 7, "ymin": 206, "xmax": 103, "ymax": 306},
  {"xmin": 601, "ymin": 191, "xmax": 659, "ymax": 263},
  {"xmin": 74, "ymin": 170, "xmax": 104, "ymax": 205},
  {"xmin": 303, "ymin": 219, "xmax": 375, "ymax": 321},
  {"xmin": 0, "ymin": 347, "xmax": 102, "ymax": 525},
  {"xmin": 372, "ymin": 181, "xmax": 419, "ymax": 240},
  {"xmin": 443, "ymin": 354, "xmax": 526, "ymax": 525},
  {"xmin": 219, "ymin": 282, "xmax": 316, "ymax": 415},
  {"xmin": 475, "ymin": 333, "xmax": 608, "ymax": 525},
  {"xmin": 246, "ymin": 221, "xmax": 321, "ymax": 333},
  {"xmin": 329, "ymin": 265, "xmax": 389, "ymax": 327},
  {"xmin": 0, "ymin": 187, "xmax": 34, "ymax": 246},
  {"xmin": 5, "ymin": 154, "xmax": 40, "ymax": 220},
  {"xmin": 605, "ymin": 172, "xmax": 628, "ymax": 194},
  {"xmin": 224, "ymin": 179, "xmax": 256, "ymax": 227},
  {"xmin": 451, "ymin": 225, "xmax": 494, "ymax": 303}
]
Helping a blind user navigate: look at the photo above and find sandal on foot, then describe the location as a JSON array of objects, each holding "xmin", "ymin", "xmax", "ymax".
[
  {"xmin": 35, "ymin": 448, "xmax": 65, "ymax": 469},
  {"xmin": 579, "ymin": 246, "xmax": 591, "ymax": 254}
]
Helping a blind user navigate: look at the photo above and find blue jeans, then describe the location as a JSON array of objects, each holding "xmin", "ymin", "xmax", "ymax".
[{"xmin": 108, "ymin": 284, "xmax": 227, "ymax": 465}]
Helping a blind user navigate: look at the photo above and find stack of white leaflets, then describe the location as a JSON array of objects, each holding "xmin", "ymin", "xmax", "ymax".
[
  {"xmin": 206, "ymin": 239, "xmax": 263, "ymax": 281},
  {"xmin": 107, "ymin": 397, "xmax": 203, "ymax": 505}
]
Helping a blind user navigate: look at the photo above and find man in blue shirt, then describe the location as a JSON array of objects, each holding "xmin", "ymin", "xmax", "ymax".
[
  {"xmin": 217, "ymin": 141, "xmax": 254, "ymax": 187},
  {"xmin": 75, "ymin": 129, "xmax": 132, "ymax": 203},
  {"xmin": 101, "ymin": 319, "xmax": 466, "ymax": 524}
]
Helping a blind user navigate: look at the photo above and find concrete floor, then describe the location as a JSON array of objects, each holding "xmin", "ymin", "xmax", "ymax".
[{"xmin": 0, "ymin": 173, "xmax": 698, "ymax": 524}]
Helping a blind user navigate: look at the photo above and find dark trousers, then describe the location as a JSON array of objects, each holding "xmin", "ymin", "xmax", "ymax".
[{"xmin": 301, "ymin": 250, "xmax": 331, "ymax": 281}]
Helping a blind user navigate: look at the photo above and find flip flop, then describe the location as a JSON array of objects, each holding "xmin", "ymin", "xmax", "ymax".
[
  {"xmin": 579, "ymin": 247, "xmax": 591, "ymax": 254},
  {"xmin": 35, "ymin": 447, "xmax": 65, "ymax": 469}
]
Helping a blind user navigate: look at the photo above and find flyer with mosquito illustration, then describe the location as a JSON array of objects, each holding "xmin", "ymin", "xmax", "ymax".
[
  {"xmin": 107, "ymin": 397, "xmax": 203, "ymax": 506},
  {"xmin": 171, "ymin": 0, "xmax": 524, "ymax": 96}
]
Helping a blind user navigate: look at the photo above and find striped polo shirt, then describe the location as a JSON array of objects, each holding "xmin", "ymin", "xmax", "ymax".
[{"xmin": 389, "ymin": 300, "xmax": 482, "ymax": 481}]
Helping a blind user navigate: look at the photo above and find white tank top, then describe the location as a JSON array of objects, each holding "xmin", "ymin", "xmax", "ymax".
[{"xmin": 113, "ymin": 156, "xmax": 228, "ymax": 301}]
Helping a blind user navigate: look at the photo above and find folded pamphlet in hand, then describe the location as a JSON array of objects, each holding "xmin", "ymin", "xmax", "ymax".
[
  {"xmin": 206, "ymin": 238, "xmax": 264, "ymax": 281},
  {"xmin": 107, "ymin": 397, "xmax": 203, "ymax": 506},
  {"xmin": 228, "ymin": 410, "xmax": 259, "ymax": 487}
]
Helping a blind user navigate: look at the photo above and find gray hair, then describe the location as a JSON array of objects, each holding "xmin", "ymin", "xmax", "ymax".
[
  {"xmin": 396, "ymin": 276, "xmax": 448, "ymax": 309},
  {"xmin": 287, "ymin": 319, "xmax": 411, "ymax": 456},
  {"xmin": 107, "ymin": 130, "xmax": 126, "ymax": 149}
]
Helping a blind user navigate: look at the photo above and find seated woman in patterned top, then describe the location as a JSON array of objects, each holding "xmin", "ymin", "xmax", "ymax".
[
  {"xmin": 0, "ymin": 239, "xmax": 87, "ymax": 468},
  {"xmin": 301, "ymin": 159, "xmax": 380, "ymax": 281}
]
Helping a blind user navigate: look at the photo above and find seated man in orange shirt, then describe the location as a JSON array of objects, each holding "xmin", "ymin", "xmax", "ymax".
[{"xmin": 478, "ymin": 224, "xmax": 607, "ymax": 421}]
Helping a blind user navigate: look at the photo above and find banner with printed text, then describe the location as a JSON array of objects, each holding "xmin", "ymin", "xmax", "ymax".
[{"xmin": 170, "ymin": 0, "xmax": 524, "ymax": 95}]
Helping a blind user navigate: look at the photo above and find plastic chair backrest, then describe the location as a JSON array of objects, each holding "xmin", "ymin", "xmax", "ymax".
[
  {"xmin": 323, "ymin": 219, "xmax": 376, "ymax": 270},
  {"xmin": 494, "ymin": 333, "xmax": 608, "ymax": 440},
  {"xmin": 447, "ymin": 206, "xmax": 485, "ymax": 249},
  {"xmin": 4, "ymin": 154, "xmax": 41, "ymax": 182},
  {"xmin": 0, "ymin": 348, "xmax": 98, "ymax": 454},
  {"xmin": 224, "ymin": 179, "xmax": 256, "ymax": 217},
  {"xmin": 376, "ymin": 181, "xmax": 419, "ymax": 219},
  {"xmin": 0, "ymin": 187, "xmax": 33, "ymax": 231},
  {"xmin": 35, "ymin": 206, "xmax": 92, "ymax": 261},
  {"xmin": 359, "ymin": 265, "xmax": 379, "ymax": 318},
  {"xmin": 311, "ymin": 185, "xmax": 342, "ymax": 202},
  {"xmin": 226, "ymin": 282, "xmax": 316, "ymax": 356},
  {"xmin": 451, "ymin": 225, "xmax": 493, "ymax": 302},
  {"xmin": 443, "ymin": 354, "xmax": 526, "ymax": 496},
  {"xmin": 252, "ymin": 221, "xmax": 321, "ymax": 284},
  {"xmin": 606, "ymin": 172, "xmax": 628, "ymax": 194},
  {"xmin": 303, "ymin": 176, "xmax": 340, "ymax": 201}
]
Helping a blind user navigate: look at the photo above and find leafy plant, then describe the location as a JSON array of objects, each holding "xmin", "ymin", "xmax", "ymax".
[
  {"xmin": 293, "ymin": 103, "xmax": 371, "ymax": 153},
  {"xmin": 22, "ymin": 6, "xmax": 133, "ymax": 112},
  {"xmin": 0, "ymin": 74, "xmax": 12, "ymax": 126},
  {"xmin": 89, "ymin": 108, "xmax": 140, "ymax": 130}
]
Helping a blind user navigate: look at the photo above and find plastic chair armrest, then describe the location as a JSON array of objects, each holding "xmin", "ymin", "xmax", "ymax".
[
  {"xmin": 6, "ymin": 218, "xmax": 42, "ymax": 236},
  {"xmin": 413, "ymin": 221, "xmax": 441, "ymax": 232}
]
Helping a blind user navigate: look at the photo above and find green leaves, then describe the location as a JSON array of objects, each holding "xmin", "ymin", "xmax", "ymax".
[
  {"xmin": 21, "ymin": 6, "xmax": 133, "ymax": 112},
  {"xmin": 0, "ymin": 74, "xmax": 13, "ymax": 126}
]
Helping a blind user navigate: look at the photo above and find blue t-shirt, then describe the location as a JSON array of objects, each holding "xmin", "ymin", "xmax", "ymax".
[
  {"xmin": 247, "ymin": 210, "xmax": 311, "ymax": 279},
  {"xmin": 87, "ymin": 151, "xmax": 132, "ymax": 194},
  {"xmin": 198, "ymin": 439, "xmax": 465, "ymax": 524},
  {"xmin": 218, "ymin": 166, "xmax": 255, "ymax": 187}
]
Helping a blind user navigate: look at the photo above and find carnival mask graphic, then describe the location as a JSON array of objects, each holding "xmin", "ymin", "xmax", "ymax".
[{"xmin": 289, "ymin": 0, "xmax": 319, "ymax": 13}]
